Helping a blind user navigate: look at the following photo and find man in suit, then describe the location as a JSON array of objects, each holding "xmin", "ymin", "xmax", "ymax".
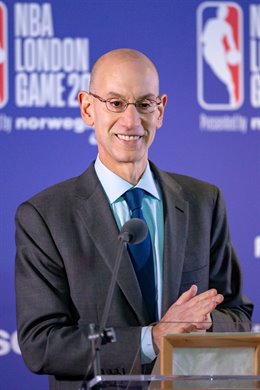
[{"xmin": 15, "ymin": 48, "xmax": 253, "ymax": 390}]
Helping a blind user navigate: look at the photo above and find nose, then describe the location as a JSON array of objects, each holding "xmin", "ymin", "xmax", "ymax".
[{"xmin": 120, "ymin": 103, "xmax": 141, "ymax": 128}]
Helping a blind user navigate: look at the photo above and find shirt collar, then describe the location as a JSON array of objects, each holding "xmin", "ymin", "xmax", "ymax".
[{"xmin": 94, "ymin": 155, "xmax": 160, "ymax": 204}]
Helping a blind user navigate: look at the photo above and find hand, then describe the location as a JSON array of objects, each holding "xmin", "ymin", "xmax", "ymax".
[{"xmin": 152, "ymin": 285, "xmax": 224, "ymax": 353}]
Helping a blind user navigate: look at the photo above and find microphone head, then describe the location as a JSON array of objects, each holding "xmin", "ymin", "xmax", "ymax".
[{"xmin": 119, "ymin": 218, "xmax": 148, "ymax": 244}]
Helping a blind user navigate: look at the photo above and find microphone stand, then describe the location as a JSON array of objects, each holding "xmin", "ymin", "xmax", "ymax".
[
  {"xmin": 90, "ymin": 234, "xmax": 129, "ymax": 376},
  {"xmin": 79, "ymin": 220, "xmax": 147, "ymax": 390},
  {"xmin": 79, "ymin": 234, "xmax": 129, "ymax": 389}
]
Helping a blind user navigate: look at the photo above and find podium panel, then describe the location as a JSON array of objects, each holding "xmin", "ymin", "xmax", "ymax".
[
  {"xmin": 161, "ymin": 333, "xmax": 260, "ymax": 377},
  {"xmin": 87, "ymin": 327, "xmax": 260, "ymax": 389},
  {"xmin": 160, "ymin": 332, "xmax": 260, "ymax": 376}
]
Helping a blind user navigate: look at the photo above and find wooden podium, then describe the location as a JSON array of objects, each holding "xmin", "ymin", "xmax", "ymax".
[{"xmin": 159, "ymin": 332, "xmax": 260, "ymax": 389}]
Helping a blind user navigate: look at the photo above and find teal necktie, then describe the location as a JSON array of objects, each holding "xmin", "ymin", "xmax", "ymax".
[{"xmin": 123, "ymin": 188, "xmax": 156, "ymax": 323}]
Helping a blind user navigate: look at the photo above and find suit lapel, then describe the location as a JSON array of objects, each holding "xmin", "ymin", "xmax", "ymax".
[
  {"xmin": 150, "ymin": 163, "xmax": 189, "ymax": 316},
  {"xmin": 74, "ymin": 164, "xmax": 148, "ymax": 324}
]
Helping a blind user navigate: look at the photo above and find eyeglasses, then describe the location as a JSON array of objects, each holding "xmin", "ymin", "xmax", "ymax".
[{"xmin": 89, "ymin": 92, "xmax": 162, "ymax": 114}]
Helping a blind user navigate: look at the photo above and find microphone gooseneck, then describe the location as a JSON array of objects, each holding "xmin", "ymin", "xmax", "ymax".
[{"xmin": 79, "ymin": 218, "xmax": 148, "ymax": 389}]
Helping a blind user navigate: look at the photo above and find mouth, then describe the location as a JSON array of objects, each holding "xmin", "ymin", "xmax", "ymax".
[{"xmin": 116, "ymin": 134, "xmax": 142, "ymax": 141}]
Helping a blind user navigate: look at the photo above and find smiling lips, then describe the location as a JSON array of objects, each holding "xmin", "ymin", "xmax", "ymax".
[{"xmin": 117, "ymin": 134, "xmax": 142, "ymax": 141}]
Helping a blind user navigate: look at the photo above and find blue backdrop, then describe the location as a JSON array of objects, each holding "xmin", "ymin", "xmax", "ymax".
[{"xmin": 0, "ymin": 1, "xmax": 259, "ymax": 388}]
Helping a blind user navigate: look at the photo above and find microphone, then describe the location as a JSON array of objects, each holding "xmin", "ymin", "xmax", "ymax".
[
  {"xmin": 118, "ymin": 218, "xmax": 148, "ymax": 244},
  {"xmin": 79, "ymin": 218, "xmax": 148, "ymax": 389}
]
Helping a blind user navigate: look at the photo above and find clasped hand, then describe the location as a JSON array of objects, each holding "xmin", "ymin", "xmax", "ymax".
[{"xmin": 152, "ymin": 285, "xmax": 224, "ymax": 353}]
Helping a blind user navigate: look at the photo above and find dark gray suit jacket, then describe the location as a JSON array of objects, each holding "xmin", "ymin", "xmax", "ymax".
[{"xmin": 15, "ymin": 161, "xmax": 253, "ymax": 389}]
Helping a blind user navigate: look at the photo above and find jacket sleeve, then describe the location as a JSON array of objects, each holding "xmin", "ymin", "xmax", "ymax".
[
  {"xmin": 15, "ymin": 202, "xmax": 142, "ymax": 378},
  {"xmin": 209, "ymin": 188, "xmax": 253, "ymax": 331}
]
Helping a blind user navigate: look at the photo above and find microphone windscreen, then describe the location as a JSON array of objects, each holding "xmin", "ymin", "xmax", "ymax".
[{"xmin": 119, "ymin": 218, "xmax": 148, "ymax": 244}]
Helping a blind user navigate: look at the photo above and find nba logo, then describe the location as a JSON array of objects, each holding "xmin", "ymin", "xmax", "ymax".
[
  {"xmin": 197, "ymin": 2, "xmax": 243, "ymax": 110},
  {"xmin": 0, "ymin": 1, "xmax": 8, "ymax": 108}
]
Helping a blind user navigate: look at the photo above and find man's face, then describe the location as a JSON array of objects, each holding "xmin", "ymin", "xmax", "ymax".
[{"xmin": 79, "ymin": 57, "xmax": 167, "ymax": 174}]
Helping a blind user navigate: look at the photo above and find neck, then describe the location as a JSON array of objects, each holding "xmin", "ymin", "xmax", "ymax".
[{"xmin": 99, "ymin": 157, "xmax": 147, "ymax": 185}]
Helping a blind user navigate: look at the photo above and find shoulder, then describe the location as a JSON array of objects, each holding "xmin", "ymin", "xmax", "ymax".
[
  {"xmin": 16, "ymin": 162, "xmax": 98, "ymax": 216},
  {"xmin": 169, "ymin": 171, "xmax": 219, "ymax": 196},
  {"xmin": 151, "ymin": 162, "xmax": 220, "ymax": 198},
  {"xmin": 30, "ymin": 176, "xmax": 77, "ymax": 203},
  {"xmin": 149, "ymin": 162, "xmax": 226, "ymax": 215},
  {"xmin": 168, "ymin": 173, "xmax": 222, "ymax": 212}
]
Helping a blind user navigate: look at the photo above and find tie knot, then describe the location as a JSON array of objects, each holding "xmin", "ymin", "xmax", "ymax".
[{"xmin": 124, "ymin": 188, "xmax": 145, "ymax": 212}]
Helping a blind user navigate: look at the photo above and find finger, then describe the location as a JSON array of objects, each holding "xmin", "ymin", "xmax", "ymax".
[
  {"xmin": 190, "ymin": 290, "xmax": 224, "ymax": 307},
  {"xmin": 193, "ymin": 288, "xmax": 219, "ymax": 301},
  {"xmin": 195, "ymin": 313, "xmax": 212, "ymax": 331},
  {"xmin": 184, "ymin": 295, "xmax": 220, "ymax": 317},
  {"xmin": 199, "ymin": 294, "xmax": 224, "ymax": 310},
  {"xmin": 175, "ymin": 285, "xmax": 198, "ymax": 305},
  {"xmin": 214, "ymin": 293, "xmax": 224, "ymax": 304},
  {"xmin": 198, "ymin": 294, "xmax": 224, "ymax": 314},
  {"xmin": 196, "ymin": 297, "xmax": 218, "ymax": 312}
]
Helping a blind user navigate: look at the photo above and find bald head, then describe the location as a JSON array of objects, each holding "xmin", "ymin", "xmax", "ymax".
[
  {"xmin": 89, "ymin": 48, "xmax": 159, "ymax": 92},
  {"xmin": 78, "ymin": 48, "xmax": 167, "ymax": 181}
]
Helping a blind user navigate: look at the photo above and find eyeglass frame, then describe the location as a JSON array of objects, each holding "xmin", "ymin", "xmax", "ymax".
[{"xmin": 88, "ymin": 92, "xmax": 163, "ymax": 114}]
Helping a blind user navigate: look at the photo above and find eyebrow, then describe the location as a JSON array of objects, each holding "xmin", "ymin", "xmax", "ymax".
[{"xmin": 105, "ymin": 92, "xmax": 158, "ymax": 100}]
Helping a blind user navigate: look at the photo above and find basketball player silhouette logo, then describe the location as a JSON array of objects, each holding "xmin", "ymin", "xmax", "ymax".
[{"xmin": 197, "ymin": 3, "xmax": 243, "ymax": 110}]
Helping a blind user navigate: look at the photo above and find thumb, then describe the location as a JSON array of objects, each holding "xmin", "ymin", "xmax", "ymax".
[{"xmin": 175, "ymin": 285, "xmax": 198, "ymax": 305}]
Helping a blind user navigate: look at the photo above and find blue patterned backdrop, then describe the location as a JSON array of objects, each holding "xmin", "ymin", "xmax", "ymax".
[{"xmin": 0, "ymin": 0, "xmax": 259, "ymax": 388}]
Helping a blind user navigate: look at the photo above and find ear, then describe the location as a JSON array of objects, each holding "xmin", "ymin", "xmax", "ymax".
[
  {"xmin": 156, "ymin": 94, "xmax": 167, "ymax": 129},
  {"xmin": 78, "ymin": 91, "xmax": 95, "ymax": 126}
]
